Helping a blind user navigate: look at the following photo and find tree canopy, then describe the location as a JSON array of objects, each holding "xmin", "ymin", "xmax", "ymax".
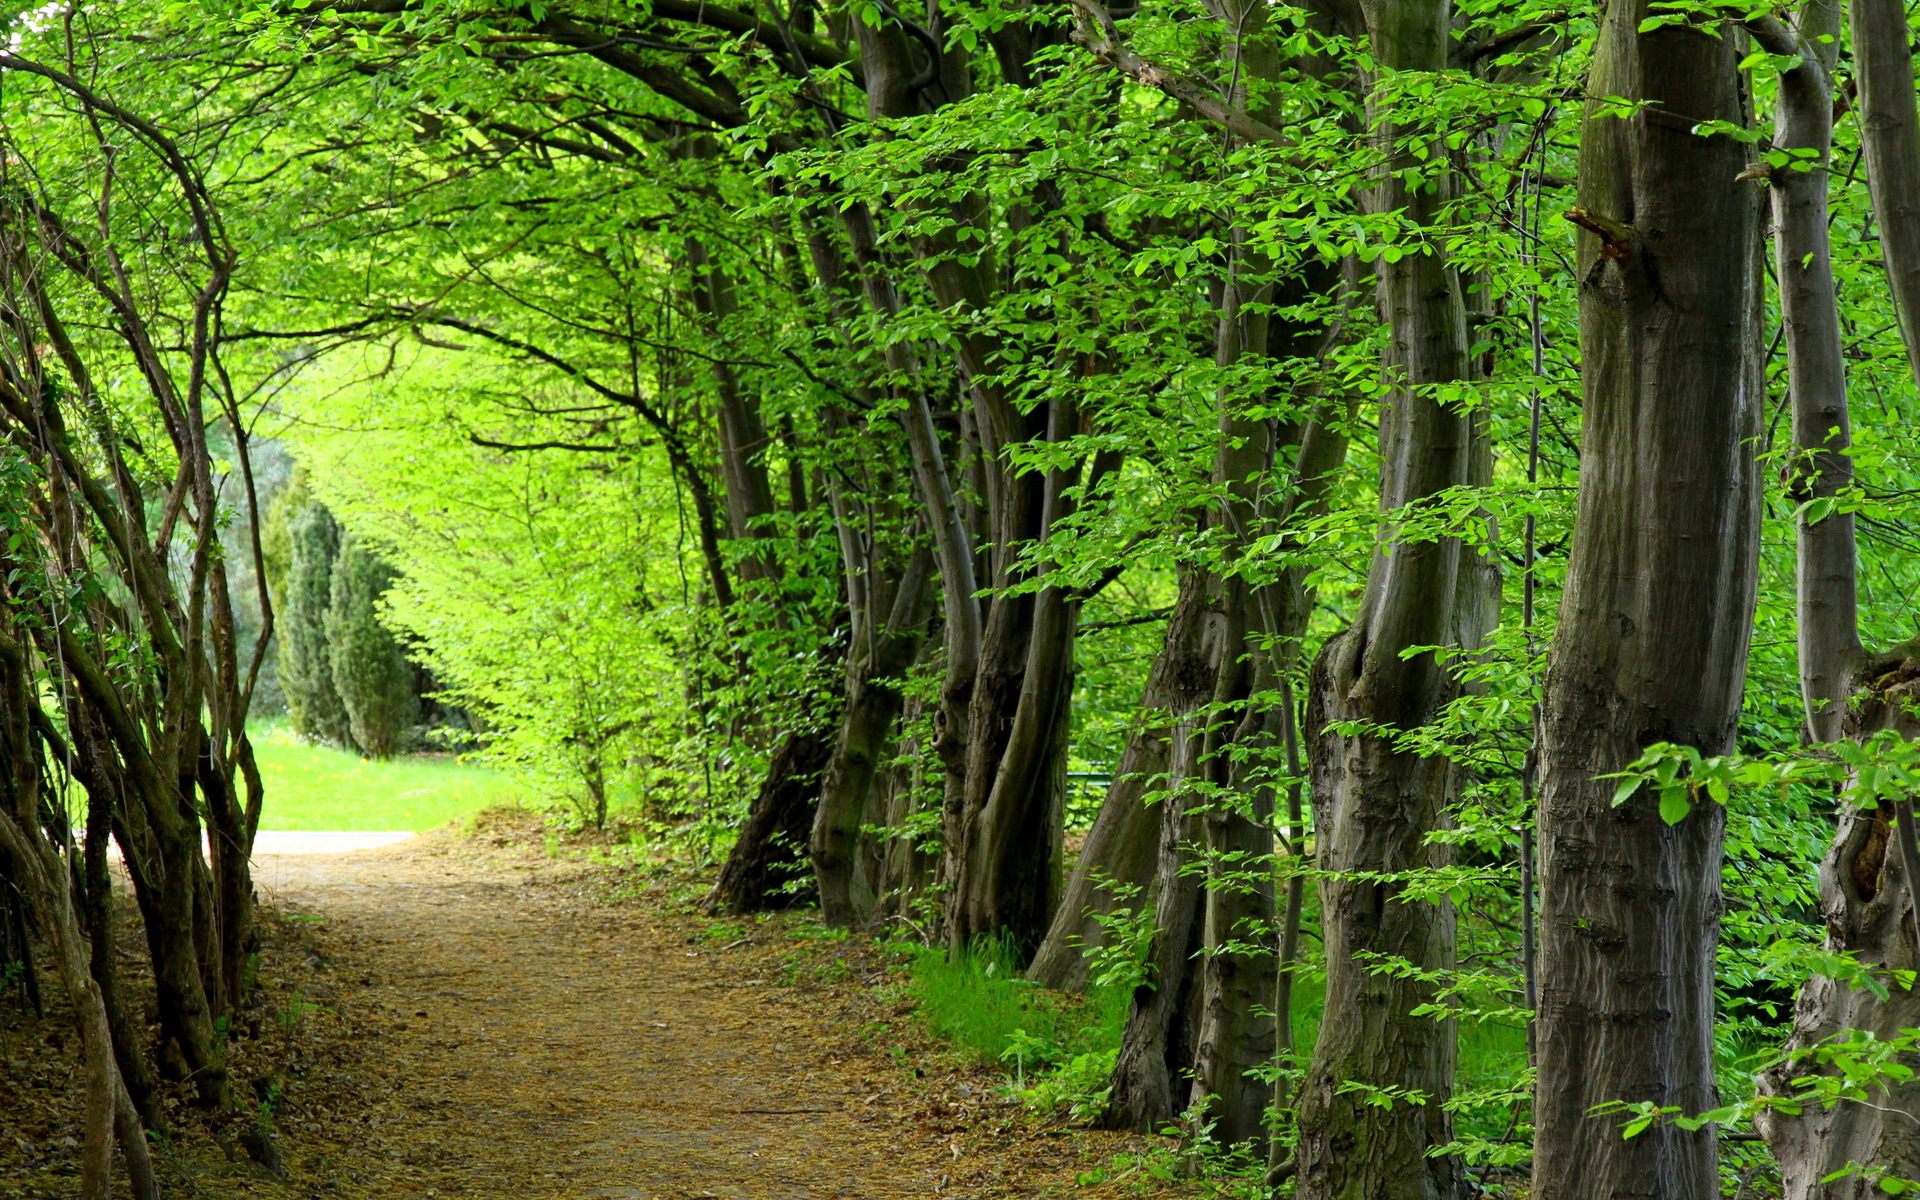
[{"xmin": 9, "ymin": 0, "xmax": 1920, "ymax": 1194}]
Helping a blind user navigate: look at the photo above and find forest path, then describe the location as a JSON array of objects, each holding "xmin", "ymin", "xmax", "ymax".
[{"xmin": 253, "ymin": 836, "xmax": 953, "ymax": 1200}]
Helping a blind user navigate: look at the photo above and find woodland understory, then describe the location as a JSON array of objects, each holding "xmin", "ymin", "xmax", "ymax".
[{"xmin": 13, "ymin": 0, "xmax": 1920, "ymax": 1196}]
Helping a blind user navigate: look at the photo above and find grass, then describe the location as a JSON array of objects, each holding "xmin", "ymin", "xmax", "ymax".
[
  {"xmin": 251, "ymin": 722, "xmax": 531, "ymax": 831},
  {"xmin": 908, "ymin": 943, "xmax": 1532, "ymax": 1143},
  {"xmin": 906, "ymin": 936, "xmax": 1131, "ymax": 1072}
]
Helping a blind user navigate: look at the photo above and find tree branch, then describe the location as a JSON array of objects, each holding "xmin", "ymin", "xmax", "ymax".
[{"xmin": 1063, "ymin": 0, "xmax": 1293, "ymax": 148}]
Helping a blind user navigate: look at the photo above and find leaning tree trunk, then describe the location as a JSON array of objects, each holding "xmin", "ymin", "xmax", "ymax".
[
  {"xmin": 812, "ymin": 544, "xmax": 936, "ymax": 927},
  {"xmin": 1104, "ymin": 569, "xmax": 1217, "ymax": 1132},
  {"xmin": 1531, "ymin": 6, "xmax": 1763, "ymax": 1196},
  {"xmin": 72, "ymin": 719, "xmax": 164, "ymax": 1135},
  {"xmin": 0, "ymin": 639, "xmax": 159, "ymax": 1200},
  {"xmin": 706, "ymin": 727, "xmax": 835, "ymax": 915}
]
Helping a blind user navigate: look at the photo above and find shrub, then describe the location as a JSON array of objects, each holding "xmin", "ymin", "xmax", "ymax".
[{"xmin": 326, "ymin": 535, "xmax": 418, "ymax": 758}]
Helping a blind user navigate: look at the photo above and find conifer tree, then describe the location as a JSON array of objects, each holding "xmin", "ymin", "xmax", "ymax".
[
  {"xmin": 280, "ymin": 499, "xmax": 355, "ymax": 750},
  {"xmin": 326, "ymin": 534, "xmax": 418, "ymax": 759}
]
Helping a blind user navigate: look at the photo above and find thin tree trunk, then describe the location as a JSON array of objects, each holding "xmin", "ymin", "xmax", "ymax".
[
  {"xmin": 1531, "ymin": 6, "xmax": 1763, "ymax": 1196},
  {"xmin": 812, "ymin": 546, "xmax": 936, "ymax": 927},
  {"xmin": 75, "ymin": 731, "xmax": 163, "ymax": 1135},
  {"xmin": 1756, "ymin": 6, "xmax": 1857, "ymax": 743},
  {"xmin": 1852, "ymin": 0, "xmax": 1920, "ymax": 384},
  {"xmin": 0, "ymin": 716, "xmax": 157, "ymax": 1200},
  {"xmin": 1104, "ymin": 569, "xmax": 1215, "ymax": 1132}
]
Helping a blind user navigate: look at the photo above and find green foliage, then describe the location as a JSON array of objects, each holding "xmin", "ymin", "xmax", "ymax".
[
  {"xmin": 280, "ymin": 368, "xmax": 715, "ymax": 830},
  {"xmin": 325, "ymin": 535, "xmax": 417, "ymax": 759},
  {"xmin": 280, "ymin": 495, "xmax": 353, "ymax": 750}
]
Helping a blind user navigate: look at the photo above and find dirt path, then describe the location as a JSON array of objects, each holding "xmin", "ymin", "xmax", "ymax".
[{"xmin": 249, "ymin": 836, "xmax": 1112, "ymax": 1200}]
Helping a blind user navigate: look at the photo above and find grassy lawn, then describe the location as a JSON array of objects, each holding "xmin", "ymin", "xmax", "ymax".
[{"xmin": 251, "ymin": 723, "xmax": 530, "ymax": 831}]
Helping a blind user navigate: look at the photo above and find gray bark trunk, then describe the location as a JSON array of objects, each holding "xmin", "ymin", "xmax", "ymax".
[
  {"xmin": 1756, "ymin": 6, "xmax": 1920, "ymax": 1192},
  {"xmin": 1294, "ymin": 2, "xmax": 1478, "ymax": 1194},
  {"xmin": 1752, "ymin": 7, "xmax": 1857, "ymax": 746},
  {"xmin": 1531, "ymin": 7, "xmax": 1763, "ymax": 1196},
  {"xmin": 1851, "ymin": 0, "xmax": 1920, "ymax": 386}
]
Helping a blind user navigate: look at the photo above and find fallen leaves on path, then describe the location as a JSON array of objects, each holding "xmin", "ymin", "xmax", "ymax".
[{"xmin": 2, "ymin": 821, "xmax": 1198, "ymax": 1198}]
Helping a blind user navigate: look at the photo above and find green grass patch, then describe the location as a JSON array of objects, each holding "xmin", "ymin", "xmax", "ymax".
[
  {"xmin": 251, "ymin": 724, "xmax": 530, "ymax": 831},
  {"xmin": 906, "ymin": 936, "xmax": 1130, "ymax": 1074}
]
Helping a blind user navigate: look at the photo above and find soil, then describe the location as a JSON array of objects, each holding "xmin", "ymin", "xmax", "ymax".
[{"xmin": 2, "ymin": 818, "xmax": 1183, "ymax": 1199}]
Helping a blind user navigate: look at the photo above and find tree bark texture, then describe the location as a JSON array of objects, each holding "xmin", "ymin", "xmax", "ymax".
[
  {"xmin": 813, "ymin": 544, "xmax": 936, "ymax": 927},
  {"xmin": 1026, "ymin": 579, "xmax": 1209, "ymax": 992},
  {"xmin": 1104, "ymin": 575, "xmax": 1216, "ymax": 1132},
  {"xmin": 1294, "ymin": 1, "xmax": 1480, "ymax": 1194},
  {"xmin": 707, "ymin": 728, "xmax": 834, "ymax": 914},
  {"xmin": 1760, "ymin": 651, "xmax": 1920, "ymax": 1197},
  {"xmin": 1850, "ymin": 0, "xmax": 1920, "ymax": 387},
  {"xmin": 1531, "ymin": 8, "xmax": 1763, "ymax": 1197},
  {"xmin": 1753, "ymin": 7, "xmax": 1857, "ymax": 744}
]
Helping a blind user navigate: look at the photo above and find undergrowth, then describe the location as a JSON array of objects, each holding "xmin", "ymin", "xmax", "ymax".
[{"xmin": 904, "ymin": 935, "xmax": 1129, "ymax": 1117}]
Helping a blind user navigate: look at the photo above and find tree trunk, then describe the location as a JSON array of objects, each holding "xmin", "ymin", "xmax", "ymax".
[
  {"xmin": 1531, "ymin": 7, "xmax": 1763, "ymax": 1196},
  {"xmin": 75, "ymin": 731, "xmax": 163, "ymax": 1135},
  {"xmin": 1294, "ymin": 2, "xmax": 1479, "ymax": 1193},
  {"xmin": 113, "ymin": 783, "xmax": 232, "ymax": 1111},
  {"xmin": 1754, "ymin": 6, "xmax": 1920, "ymax": 1192},
  {"xmin": 808, "ymin": 476, "xmax": 936, "ymax": 925},
  {"xmin": 1026, "ymin": 583, "xmax": 1206, "ymax": 991},
  {"xmin": 707, "ymin": 727, "xmax": 834, "ymax": 915},
  {"xmin": 1104, "ymin": 571, "xmax": 1215, "ymax": 1131},
  {"xmin": 944, "ymin": 386, "xmax": 1083, "ymax": 959},
  {"xmin": 1851, "ymin": 0, "xmax": 1920, "ymax": 385},
  {"xmin": 1749, "ymin": 6, "xmax": 1855, "ymax": 744},
  {"xmin": 0, "ymin": 670, "xmax": 158, "ymax": 1200}
]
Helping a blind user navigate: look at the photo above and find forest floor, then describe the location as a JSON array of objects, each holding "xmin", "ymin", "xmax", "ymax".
[{"xmin": 1, "ymin": 814, "xmax": 1189, "ymax": 1199}]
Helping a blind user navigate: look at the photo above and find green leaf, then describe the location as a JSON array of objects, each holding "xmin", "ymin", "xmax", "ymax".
[{"xmin": 1659, "ymin": 788, "xmax": 1691, "ymax": 825}]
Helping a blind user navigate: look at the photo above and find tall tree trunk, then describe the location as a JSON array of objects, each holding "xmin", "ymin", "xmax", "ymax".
[
  {"xmin": 1026, "ymin": 590, "xmax": 1202, "ymax": 992},
  {"xmin": 951, "ymin": 399, "xmax": 1079, "ymax": 956},
  {"xmin": 1104, "ymin": 568, "xmax": 1216, "ymax": 1131},
  {"xmin": 812, "ymin": 545, "xmax": 936, "ymax": 927},
  {"xmin": 1294, "ymin": 1, "xmax": 1479, "ymax": 1194},
  {"xmin": 1531, "ymin": 6, "xmax": 1763, "ymax": 1195},
  {"xmin": 706, "ymin": 727, "xmax": 834, "ymax": 914},
  {"xmin": 1759, "ymin": 5, "xmax": 1855, "ymax": 744},
  {"xmin": 1851, "ymin": 0, "xmax": 1920, "ymax": 384},
  {"xmin": 1754, "ymin": 6, "xmax": 1920, "ymax": 1192}
]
